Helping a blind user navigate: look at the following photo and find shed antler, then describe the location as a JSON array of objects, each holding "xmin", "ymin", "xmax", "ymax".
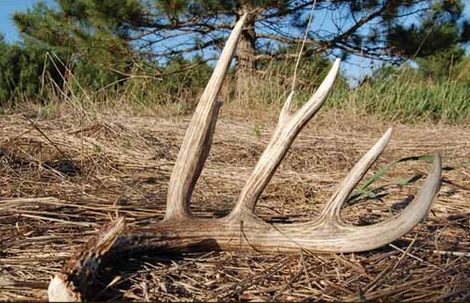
[{"xmin": 48, "ymin": 14, "xmax": 442, "ymax": 301}]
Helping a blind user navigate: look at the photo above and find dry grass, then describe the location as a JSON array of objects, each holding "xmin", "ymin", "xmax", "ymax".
[{"xmin": 0, "ymin": 107, "xmax": 469, "ymax": 301}]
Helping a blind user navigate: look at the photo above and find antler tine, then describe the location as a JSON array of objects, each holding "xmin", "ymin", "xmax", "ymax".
[
  {"xmin": 230, "ymin": 59, "xmax": 341, "ymax": 216},
  {"xmin": 165, "ymin": 14, "xmax": 247, "ymax": 220},
  {"xmin": 284, "ymin": 58, "xmax": 342, "ymax": 123},
  {"xmin": 318, "ymin": 128, "xmax": 393, "ymax": 223},
  {"xmin": 353, "ymin": 151, "xmax": 442, "ymax": 249}
]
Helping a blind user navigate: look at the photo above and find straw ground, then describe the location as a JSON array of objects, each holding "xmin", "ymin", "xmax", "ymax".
[{"xmin": 0, "ymin": 106, "xmax": 469, "ymax": 301}]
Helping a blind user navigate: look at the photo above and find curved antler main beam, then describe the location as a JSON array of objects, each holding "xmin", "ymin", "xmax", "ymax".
[{"xmin": 48, "ymin": 15, "xmax": 442, "ymax": 301}]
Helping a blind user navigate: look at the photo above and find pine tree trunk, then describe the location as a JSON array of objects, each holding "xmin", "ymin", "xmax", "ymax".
[{"xmin": 234, "ymin": 5, "xmax": 256, "ymax": 103}]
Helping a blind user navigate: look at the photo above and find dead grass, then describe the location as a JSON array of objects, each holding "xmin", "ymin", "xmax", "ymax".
[{"xmin": 0, "ymin": 107, "xmax": 469, "ymax": 301}]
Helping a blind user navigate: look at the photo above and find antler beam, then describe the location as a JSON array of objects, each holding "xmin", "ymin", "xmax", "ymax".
[{"xmin": 48, "ymin": 14, "xmax": 442, "ymax": 301}]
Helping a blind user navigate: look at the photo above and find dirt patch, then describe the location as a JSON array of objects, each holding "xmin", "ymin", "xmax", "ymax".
[{"xmin": 1, "ymin": 110, "xmax": 469, "ymax": 301}]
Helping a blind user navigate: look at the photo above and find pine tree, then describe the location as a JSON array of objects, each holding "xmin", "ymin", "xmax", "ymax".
[
  {"xmin": 0, "ymin": 34, "xmax": 65, "ymax": 104},
  {"xmin": 11, "ymin": 0, "xmax": 470, "ymax": 89},
  {"xmin": 13, "ymin": 0, "xmax": 144, "ymax": 89},
  {"xmin": 387, "ymin": 0, "xmax": 470, "ymax": 80}
]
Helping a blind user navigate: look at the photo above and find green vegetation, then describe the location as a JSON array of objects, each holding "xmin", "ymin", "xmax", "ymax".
[
  {"xmin": 0, "ymin": 35, "xmax": 64, "ymax": 104},
  {"xmin": 328, "ymin": 65, "xmax": 470, "ymax": 123},
  {"xmin": 0, "ymin": 0, "xmax": 469, "ymax": 123}
]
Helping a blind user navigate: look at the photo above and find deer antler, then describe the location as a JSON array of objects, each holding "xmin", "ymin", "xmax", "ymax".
[{"xmin": 47, "ymin": 14, "xmax": 442, "ymax": 301}]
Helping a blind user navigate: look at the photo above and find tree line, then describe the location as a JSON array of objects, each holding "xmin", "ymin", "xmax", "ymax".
[{"xmin": 1, "ymin": 0, "xmax": 469, "ymax": 106}]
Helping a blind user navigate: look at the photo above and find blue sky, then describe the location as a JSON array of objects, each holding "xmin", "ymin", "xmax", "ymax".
[
  {"xmin": 0, "ymin": 0, "xmax": 43, "ymax": 42},
  {"xmin": 1, "ymin": 0, "xmax": 469, "ymax": 83}
]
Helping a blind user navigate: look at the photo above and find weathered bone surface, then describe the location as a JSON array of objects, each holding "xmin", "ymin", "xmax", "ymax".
[{"xmin": 47, "ymin": 14, "xmax": 442, "ymax": 301}]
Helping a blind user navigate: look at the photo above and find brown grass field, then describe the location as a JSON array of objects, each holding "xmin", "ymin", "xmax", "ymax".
[{"xmin": 0, "ymin": 107, "xmax": 469, "ymax": 301}]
